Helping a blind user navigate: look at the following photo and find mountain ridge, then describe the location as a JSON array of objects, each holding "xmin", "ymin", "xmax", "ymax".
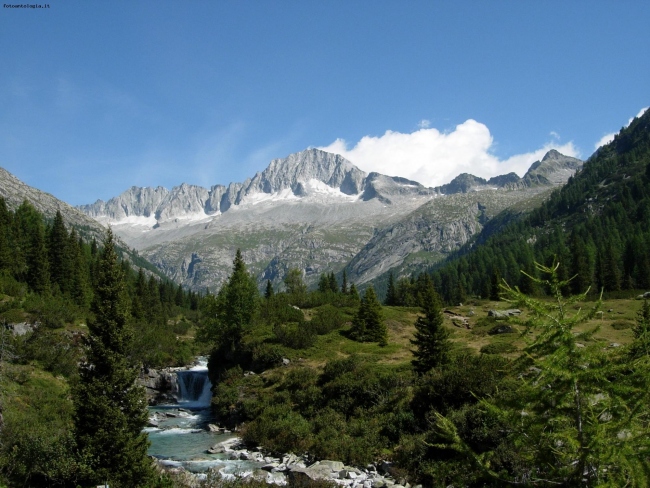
[
  {"xmin": 80, "ymin": 148, "xmax": 582, "ymax": 227},
  {"xmin": 76, "ymin": 147, "xmax": 583, "ymax": 291}
]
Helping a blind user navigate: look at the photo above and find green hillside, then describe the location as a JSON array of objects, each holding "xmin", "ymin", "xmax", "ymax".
[{"xmin": 427, "ymin": 109, "xmax": 650, "ymax": 304}]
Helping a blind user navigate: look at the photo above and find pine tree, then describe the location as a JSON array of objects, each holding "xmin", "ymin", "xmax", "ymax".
[
  {"xmin": 385, "ymin": 272, "xmax": 399, "ymax": 306},
  {"xmin": 131, "ymin": 268, "xmax": 147, "ymax": 321},
  {"xmin": 341, "ymin": 269, "xmax": 348, "ymax": 295},
  {"xmin": 328, "ymin": 272, "xmax": 338, "ymax": 293},
  {"xmin": 489, "ymin": 268, "xmax": 502, "ymax": 301},
  {"xmin": 0, "ymin": 198, "xmax": 13, "ymax": 272},
  {"xmin": 632, "ymin": 299, "xmax": 650, "ymax": 358},
  {"xmin": 48, "ymin": 210, "xmax": 71, "ymax": 293},
  {"xmin": 411, "ymin": 280, "xmax": 450, "ymax": 374},
  {"xmin": 17, "ymin": 202, "xmax": 50, "ymax": 294},
  {"xmin": 175, "ymin": 283, "xmax": 185, "ymax": 307},
  {"xmin": 203, "ymin": 249, "xmax": 259, "ymax": 361},
  {"xmin": 68, "ymin": 228, "xmax": 90, "ymax": 307},
  {"xmin": 318, "ymin": 273, "xmax": 330, "ymax": 293},
  {"xmin": 264, "ymin": 279, "xmax": 274, "ymax": 299},
  {"xmin": 569, "ymin": 232, "xmax": 591, "ymax": 295},
  {"xmin": 350, "ymin": 287, "xmax": 387, "ymax": 345},
  {"xmin": 72, "ymin": 229, "xmax": 152, "ymax": 487},
  {"xmin": 349, "ymin": 283, "xmax": 360, "ymax": 302}
]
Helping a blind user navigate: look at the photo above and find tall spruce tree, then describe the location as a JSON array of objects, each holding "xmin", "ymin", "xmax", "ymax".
[
  {"xmin": 202, "ymin": 249, "xmax": 259, "ymax": 373},
  {"xmin": 385, "ymin": 272, "xmax": 399, "ymax": 306},
  {"xmin": 328, "ymin": 272, "xmax": 338, "ymax": 293},
  {"xmin": 72, "ymin": 229, "xmax": 152, "ymax": 487},
  {"xmin": 341, "ymin": 269, "xmax": 349, "ymax": 295},
  {"xmin": 410, "ymin": 279, "xmax": 450, "ymax": 374},
  {"xmin": 264, "ymin": 279, "xmax": 274, "ymax": 299},
  {"xmin": 48, "ymin": 210, "xmax": 71, "ymax": 294},
  {"xmin": 27, "ymin": 215, "xmax": 50, "ymax": 294}
]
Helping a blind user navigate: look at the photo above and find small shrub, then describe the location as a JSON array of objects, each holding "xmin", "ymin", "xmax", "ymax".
[
  {"xmin": 611, "ymin": 320, "xmax": 633, "ymax": 330},
  {"xmin": 251, "ymin": 343, "xmax": 283, "ymax": 371},
  {"xmin": 172, "ymin": 319, "xmax": 191, "ymax": 335},
  {"xmin": 241, "ymin": 403, "xmax": 313, "ymax": 454},
  {"xmin": 0, "ymin": 308, "xmax": 26, "ymax": 324},
  {"xmin": 0, "ymin": 272, "xmax": 27, "ymax": 298},
  {"xmin": 310, "ymin": 304, "xmax": 345, "ymax": 335},
  {"xmin": 480, "ymin": 342, "xmax": 517, "ymax": 355},
  {"xmin": 274, "ymin": 322, "xmax": 316, "ymax": 349}
]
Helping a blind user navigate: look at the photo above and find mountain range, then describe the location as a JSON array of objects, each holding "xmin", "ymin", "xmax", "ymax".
[{"xmin": 77, "ymin": 148, "xmax": 582, "ymax": 291}]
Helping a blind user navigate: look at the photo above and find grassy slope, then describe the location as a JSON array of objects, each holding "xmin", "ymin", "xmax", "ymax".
[{"xmin": 257, "ymin": 296, "xmax": 641, "ymax": 372}]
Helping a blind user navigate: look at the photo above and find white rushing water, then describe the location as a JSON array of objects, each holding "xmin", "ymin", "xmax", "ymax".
[{"xmin": 146, "ymin": 358, "xmax": 263, "ymax": 474}]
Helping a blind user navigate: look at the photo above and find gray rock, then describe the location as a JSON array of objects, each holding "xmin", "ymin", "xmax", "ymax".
[
  {"xmin": 488, "ymin": 309, "xmax": 521, "ymax": 319},
  {"xmin": 320, "ymin": 460, "xmax": 344, "ymax": 471},
  {"xmin": 289, "ymin": 464, "xmax": 335, "ymax": 482}
]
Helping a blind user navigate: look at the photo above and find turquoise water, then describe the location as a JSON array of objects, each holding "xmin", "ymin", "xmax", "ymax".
[
  {"xmin": 147, "ymin": 407, "xmax": 263, "ymax": 474},
  {"xmin": 145, "ymin": 361, "xmax": 264, "ymax": 474}
]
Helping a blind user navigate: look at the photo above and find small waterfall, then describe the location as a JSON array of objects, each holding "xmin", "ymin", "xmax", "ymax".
[{"xmin": 175, "ymin": 368, "xmax": 212, "ymax": 409}]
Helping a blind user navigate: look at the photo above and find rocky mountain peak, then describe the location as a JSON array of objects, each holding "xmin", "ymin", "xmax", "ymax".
[
  {"xmin": 433, "ymin": 150, "xmax": 583, "ymax": 195},
  {"xmin": 523, "ymin": 150, "xmax": 583, "ymax": 186},
  {"xmin": 244, "ymin": 148, "xmax": 366, "ymax": 197}
]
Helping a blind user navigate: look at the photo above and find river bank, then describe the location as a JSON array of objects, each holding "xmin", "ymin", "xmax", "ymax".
[{"xmin": 140, "ymin": 359, "xmax": 420, "ymax": 487}]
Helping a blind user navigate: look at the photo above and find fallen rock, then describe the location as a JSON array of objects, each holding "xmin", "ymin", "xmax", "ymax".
[
  {"xmin": 289, "ymin": 464, "xmax": 335, "ymax": 482},
  {"xmin": 488, "ymin": 309, "xmax": 521, "ymax": 319}
]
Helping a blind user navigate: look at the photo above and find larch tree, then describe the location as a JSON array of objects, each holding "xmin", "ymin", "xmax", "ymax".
[
  {"xmin": 72, "ymin": 229, "xmax": 153, "ymax": 487},
  {"xmin": 435, "ymin": 261, "xmax": 650, "ymax": 486}
]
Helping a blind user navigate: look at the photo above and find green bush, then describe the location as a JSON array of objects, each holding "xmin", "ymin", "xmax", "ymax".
[
  {"xmin": 0, "ymin": 308, "xmax": 26, "ymax": 324},
  {"xmin": 310, "ymin": 304, "xmax": 345, "ymax": 335},
  {"xmin": 251, "ymin": 342, "xmax": 284, "ymax": 371},
  {"xmin": 172, "ymin": 319, "xmax": 191, "ymax": 335},
  {"xmin": 0, "ymin": 272, "xmax": 27, "ymax": 298},
  {"xmin": 22, "ymin": 293, "xmax": 79, "ymax": 329},
  {"xmin": 480, "ymin": 342, "xmax": 517, "ymax": 355},
  {"xmin": 241, "ymin": 403, "xmax": 313, "ymax": 454},
  {"xmin": 411, "ymin": 354, "xmax": 510, "ymax": 417},
  {"xmin": 273, "ymin": 322, "xmax": 316, "ymax": 349},
  {"xmin": 15, "ymin": 329, "xmax": 81, "ymax": 378},
  {"xmin": 611, "ymin": 320, "xmax": 633, "ymax": 330},
  {"xmin": 320, "ymin": 355, "xmax": 362, "ymax": 384}
]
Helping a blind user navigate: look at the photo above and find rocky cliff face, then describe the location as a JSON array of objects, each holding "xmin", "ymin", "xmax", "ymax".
[{"xmin": 78, "ymin": 148, "xmax": 583, "ymax": 291}]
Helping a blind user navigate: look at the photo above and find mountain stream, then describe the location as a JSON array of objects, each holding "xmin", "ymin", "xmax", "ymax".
[{"xmin": 145, "ymin": 359, "xmax": 263, "ymax": 476}]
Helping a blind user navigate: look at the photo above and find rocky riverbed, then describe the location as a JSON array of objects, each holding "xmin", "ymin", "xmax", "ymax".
[{"xmin": 162, "ymin": 434, "xmax": 420, "ymax": 488}]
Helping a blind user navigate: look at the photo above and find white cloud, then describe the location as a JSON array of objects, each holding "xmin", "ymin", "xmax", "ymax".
[
  {"xmin": 318, "ymin": 119, "xmax": 579, "ymax": 188},
  {"xmin": 417, "ymin": 119, "xmax": 431, "ymax": 129},
  {"xmin": 594, "ymin": 107, "xmax": 648, "ymax": 150}
]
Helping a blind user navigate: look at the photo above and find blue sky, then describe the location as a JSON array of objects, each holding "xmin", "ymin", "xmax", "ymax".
[{"xmin": 1, "ymin": 1, "xmax": 648, "ymax": 206}]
